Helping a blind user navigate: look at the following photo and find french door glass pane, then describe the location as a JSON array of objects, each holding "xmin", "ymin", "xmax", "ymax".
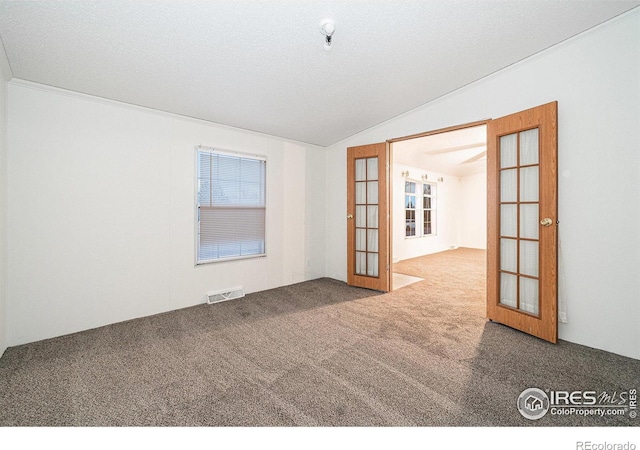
[
  {"xmin": 520, "ymin": 204, "xmax": 539, "ymax": 239},
  {"xmin": 500, "ymin": 204, "xmax": 517, "ymax": 237},
  {"xmin": 520, "ymin": 166, "xmax": 539, "ymax": 202},
  {"xmin": 367, "ymin": 181, "xmax": 378, "ymax": 203},
  {"xmin": 356, "ymin": 205, "xmax": 366, "ymax": 228},
  {"xmin": 500, "ymin": 133, "xmax": 517, "ymax": 168},
  {"xmin": 367, "ymin": 229, "xmax": 379, "ymax": 252},
  {"xmin": 500, "ymin": 273, "xmax": 517, "ymax": 308},
  {"xmin": 356, "ymin": 229, "xmax": 366, "ymax": 251},
  {"xmin": 356, "ymin": 182, "xmax": 366, "ymax": 204},
  {"xmin": 367, "ymin": 253, "xmax": 379, "ymax": 277},
  {"xmin": 520, "ymin": 128, "xmax": 539, "ymax": 166},
  {"xmin": 367, "ymin": 205, "xmax": 378, "ymax": 228},
  {"xmin": 520, "ymin": 240, "xmax": 539, "ymax": 277},
  {"xmin": 500, "ymin": 238, "xmax": 517, "ymax": 272},
  {"xmin": 356, "ymin": 251, "xmax": 366, "ymax": 275},
  {"xmin": 500, "ymin": 169, "xmax": 517, "ymax": 202},
  {"xmin": 355, "ymin": 159, "xmax": 366, "ymax": 181},
  {"xmin": 367, "ymin": 157, "xmax": 378, "ymax": 180},
  {"xmin": 519, "ymin": 277, "xmax": 539, "ymax": 315}
]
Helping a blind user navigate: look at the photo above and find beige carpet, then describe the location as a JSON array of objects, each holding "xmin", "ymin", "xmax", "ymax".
[{"xmin": 1, "ymin": 248, "xmax": 638, "ymax": 426}]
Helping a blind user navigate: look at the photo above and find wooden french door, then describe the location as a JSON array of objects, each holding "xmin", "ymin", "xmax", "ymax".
[
  {"xmin": 487, "ymin": 102, "xmax": 558, "ymax": 343},
  {"xmin": 346, "ymin": 143, "xmax": 390, "ymax": 291}
]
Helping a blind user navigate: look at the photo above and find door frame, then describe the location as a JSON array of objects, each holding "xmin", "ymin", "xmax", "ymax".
[
  {"xmin": 387, "ymin": 119, "xmax": 490, "ymax": 291},
  {"xmin": 350, "ymin": 106, "xmax": 557, "ymax": 343}
]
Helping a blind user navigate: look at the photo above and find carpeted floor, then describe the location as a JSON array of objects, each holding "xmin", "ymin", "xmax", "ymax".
[{"xmin": 0, "ymin": 248, "xmax": 638, "ymax": 426}]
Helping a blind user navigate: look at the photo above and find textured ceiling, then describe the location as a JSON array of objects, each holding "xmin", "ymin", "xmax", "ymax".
[{"xmin": 0, "ymin": 1, "xmax": 638, "ymax": 146}]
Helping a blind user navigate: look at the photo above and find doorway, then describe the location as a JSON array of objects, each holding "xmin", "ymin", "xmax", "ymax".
[
  {"xmin": 390, "ymin": 124, "xmax": 488, "ymax": 291},
  {"xmin": 346, "ymin": 103, "xmax": 558, "ymax": 343}
]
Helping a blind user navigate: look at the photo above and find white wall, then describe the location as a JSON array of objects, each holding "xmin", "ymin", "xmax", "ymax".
[
  {"xmin": 392, "ymin": 163, "xmax": 460, "ymax": 262},
  {"xmin": 326, "ymin": 11, "xmax": 640, "ymax": 360},
  {"xmin": 6, "ymin": 81, "xmax": 326, "ymax": 346},
  {"xmin": 459, "ymin": 172, "xmax": 487, "ymax": 250},
  {"xmin": 0, "ymin": 45, "xmax": 10, "ymax": 357}
]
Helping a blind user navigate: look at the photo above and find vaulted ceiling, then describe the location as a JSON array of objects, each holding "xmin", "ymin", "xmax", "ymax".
[
  {"xmin": 0, "ymin": 1, "xmax": 637, "ymax": 146},
  {"xmin": 394, "ymin": 125, "xmax": 487, "ymax": 178}
]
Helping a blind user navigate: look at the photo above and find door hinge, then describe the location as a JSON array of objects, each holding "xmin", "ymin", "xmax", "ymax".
[{"xmin": 386, "ymin": 163, "xmax": 390, "ymax": 169}]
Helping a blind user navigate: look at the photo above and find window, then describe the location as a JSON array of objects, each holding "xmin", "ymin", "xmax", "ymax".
[
  {"xmin": 196, "ymin": 148, "xmax": 266, "ymax": 263},
  {"xmin": 405, "ymin": 181, "xmax": 417, "ymax": 237},
  {"xmin": 405, "ymin": 180, "xmax": 436, "ymax": 237},
  {"xmin": 423, "ymin": 183, "xmax": 436, "ymax": 235}
]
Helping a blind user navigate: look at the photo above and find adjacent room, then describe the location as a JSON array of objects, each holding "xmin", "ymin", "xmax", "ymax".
[
  {"xmin": 0, "ymin": 1, "xmax": 639, "ymax": 432},
  {"xmin": 391, "ymin": 125, "xmax": 487, "ymax": 291}
]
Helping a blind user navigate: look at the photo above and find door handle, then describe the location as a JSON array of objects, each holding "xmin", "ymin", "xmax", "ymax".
[
  {"xmin": 347, "ymin": 214, "xmax": 353, "ymax": 219},
  {"xmin": 540, "ymin": 218, "xmax": 553, "ymax": 227}
]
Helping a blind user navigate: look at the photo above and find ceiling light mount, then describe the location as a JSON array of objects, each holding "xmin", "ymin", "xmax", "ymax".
[{"xmin": 320, "ymin": 20, "xmax": 335, "ymax": 51}]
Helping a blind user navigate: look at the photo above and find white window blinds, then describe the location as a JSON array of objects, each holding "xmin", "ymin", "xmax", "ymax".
[{"xmin": 197, "ymin": 149, "xmax": 266, "ymax": 263}]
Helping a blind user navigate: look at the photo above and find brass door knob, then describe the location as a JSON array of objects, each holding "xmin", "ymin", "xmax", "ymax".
[
  {"xmin": 540, "ymin": 218, "xmax": 553, "ymax": 227},
  {"xmin": 347, "ymin": 214, "xmax": 353, "ymax": 219}
]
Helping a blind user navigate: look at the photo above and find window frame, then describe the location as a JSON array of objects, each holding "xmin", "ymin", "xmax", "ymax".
[
  {"xmin": 194, "ymin": 146, "xmax": 267, "ymax": 265},
  {"xmin": 404, "ymin": 181, "xmax": 417, "ymax": 237},
  {"xmin": 404, "ymin": 179, "xmax": 437, "ymax": 239},
  {"xmin": 423, "ymin": 182, "xmax": 436, "ymax": 236}
]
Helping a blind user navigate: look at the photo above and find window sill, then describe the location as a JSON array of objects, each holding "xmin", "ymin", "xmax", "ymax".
[{"xmin": 196, "ymin": 253, "xmax": 267, "ymax": 266}]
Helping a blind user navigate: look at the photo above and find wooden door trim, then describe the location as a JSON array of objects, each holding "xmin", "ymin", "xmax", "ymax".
[{"xmin": 388, "ymin": 119, "xmax": 490, "ymax": 144}]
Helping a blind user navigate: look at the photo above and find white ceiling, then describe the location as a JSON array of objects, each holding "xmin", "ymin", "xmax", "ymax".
[
  {"xmin": 393, "ymin": 125, "xmax": 487, "ymax": 178},
  {"xmin": 0, "ymin": 1, "xmax": 638, "ymax": 147}
]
